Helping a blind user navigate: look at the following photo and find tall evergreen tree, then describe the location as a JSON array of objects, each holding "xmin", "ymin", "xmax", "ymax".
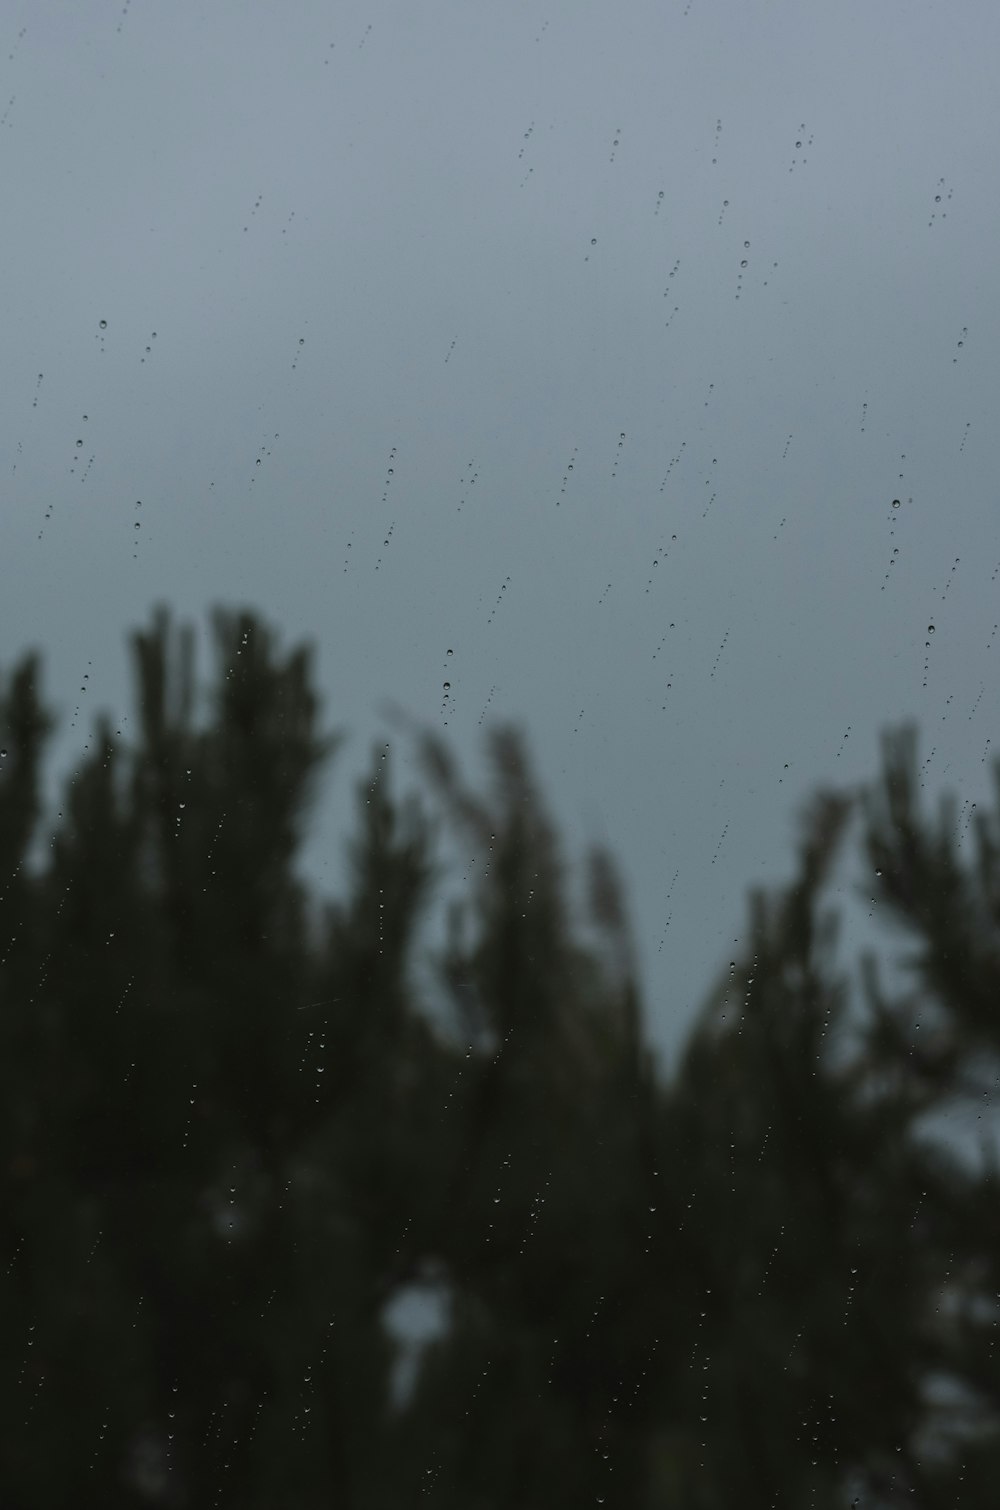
[{"xmin": 1, "ymin": 610, "xmax": 997, "ymax": 1507}]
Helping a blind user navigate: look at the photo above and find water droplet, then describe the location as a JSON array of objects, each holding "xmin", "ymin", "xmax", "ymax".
[
  {"xmin": 891, "ymin": 499, "xmax": 901, "ymax": 508},
  {"xmin": 927, "ymin": 624, "xmax": 935, "ymax": 634},
  {"xmin": 99, "ymin": 319, "xmax": 108, "ymax": 330}
]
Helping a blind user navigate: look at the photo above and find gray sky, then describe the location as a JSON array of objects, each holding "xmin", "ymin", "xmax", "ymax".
[{"xmin": 3, "ymin": 0, "xmax": 998, "ymax": 1070}]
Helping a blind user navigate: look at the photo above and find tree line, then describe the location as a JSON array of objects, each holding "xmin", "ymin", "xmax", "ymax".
[{"xmin": 1, "ymin": 604, "xmax": 998, "ymax": 1507}]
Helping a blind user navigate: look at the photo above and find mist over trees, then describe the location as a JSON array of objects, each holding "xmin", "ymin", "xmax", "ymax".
[{"xmin": 1, "ymin": 605, "xmax": 998, "ymax": 1508}]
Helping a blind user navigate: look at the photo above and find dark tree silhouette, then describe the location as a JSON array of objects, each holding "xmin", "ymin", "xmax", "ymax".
[{"xmin": 0, "ymin": 606, "xmax": 997, "ymax": 1508}]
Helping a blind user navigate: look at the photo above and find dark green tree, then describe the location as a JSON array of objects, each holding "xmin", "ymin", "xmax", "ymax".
[{"xmin": 1, "ymin": 608, "xmax": 997, "ymax": 1509}]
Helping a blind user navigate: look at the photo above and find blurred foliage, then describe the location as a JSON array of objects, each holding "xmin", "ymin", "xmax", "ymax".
[{"xmin": 0, "ymin": 605, "xmax": 998, "ymax": 1508}]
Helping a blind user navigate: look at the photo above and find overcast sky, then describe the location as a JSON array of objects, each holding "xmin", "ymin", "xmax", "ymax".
[{"xmin": 3, "ymin": 0, "xmax": 998, "ymax": 1070}]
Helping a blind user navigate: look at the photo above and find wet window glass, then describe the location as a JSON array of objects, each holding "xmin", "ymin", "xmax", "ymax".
[{"xmin": 2, "ymin": 3, "xmax": 998, "ymax": 1505}]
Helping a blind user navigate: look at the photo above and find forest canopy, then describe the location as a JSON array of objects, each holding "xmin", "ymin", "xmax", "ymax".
[{"xmin": 1, "ymin": 604, "xmax": 998, "ymax": 1509}]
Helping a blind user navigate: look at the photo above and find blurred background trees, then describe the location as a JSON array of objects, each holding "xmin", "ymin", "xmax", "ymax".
[{"xmin": 1, "ymin": 605, "xmax": 997, "ymax": 1507}]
